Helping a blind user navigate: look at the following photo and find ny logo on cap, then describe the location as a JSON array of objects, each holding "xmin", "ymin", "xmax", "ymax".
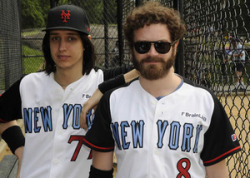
[{"xmin": 61, "ymin": 10, "xmax": 71, "ymax": 23}]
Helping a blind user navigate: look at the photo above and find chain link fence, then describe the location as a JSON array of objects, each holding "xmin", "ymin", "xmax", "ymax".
[
  {"xmin": 182, "ymin": 1, "xmax": 249, "ymax": 177},
  {"xmin": 1, "ymin": 0, "xmax": 249, "ymax": 177},
  {"xmin": 0, "ymin": 0, "xmax": 22, "ymax": 93},
  {"xmin": 155, "ymin": 1, "xmax": 249, "ymax": 177}
]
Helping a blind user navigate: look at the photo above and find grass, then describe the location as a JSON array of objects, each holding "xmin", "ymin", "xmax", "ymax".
[
  {"xmin": 22, "ymin": 45, "xmax": 45, "ymax": 74},
  {"xmin": 21, "ymin": 29, "xmax": 42, "ymax": 37},
  {"xmin": 0, "ymin": 44, "xmax": 44, "ymax": 92}
]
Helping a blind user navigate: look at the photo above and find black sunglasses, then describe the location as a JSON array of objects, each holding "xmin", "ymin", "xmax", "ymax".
[{"xmin": 134, "ymin": 40, "xmax": 177, "ymax": 54}]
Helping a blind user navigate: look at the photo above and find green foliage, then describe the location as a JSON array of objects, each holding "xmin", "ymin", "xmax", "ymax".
[
  {"xmin": 58, "ymin": 0, "xmax": 71, "ymax": 4},
  {"xmin": 58, "ymin": 0, "xmax": 117, "ymax": 24},
  {"xmin": 20, "ymin": 0, "xmax": 118, "ymax": 29},
  {"xmin": 20, "ymin": 0, "xmax": 50, "ymax": 29}
]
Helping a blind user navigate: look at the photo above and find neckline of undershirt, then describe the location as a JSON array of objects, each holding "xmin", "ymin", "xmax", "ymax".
[{"xmin": 155, "ymin": 78, "xmax": 184, "ymax": 100}]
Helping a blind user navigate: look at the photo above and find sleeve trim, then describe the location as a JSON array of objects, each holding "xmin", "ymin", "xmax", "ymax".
[
  {"xmin": 203, "ymin": 146, "xmax": 241, "ymax": 165},
  {"xmin": 82, "ymin": 136, "xmax": 114, "ymax": 152}
]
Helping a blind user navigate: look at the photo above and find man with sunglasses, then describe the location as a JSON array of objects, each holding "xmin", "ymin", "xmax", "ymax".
[{"xmin": 83, "ymin": 2, "xmax": 241, "ymax": 178}]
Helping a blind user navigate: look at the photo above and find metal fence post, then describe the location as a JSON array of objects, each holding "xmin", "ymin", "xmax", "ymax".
[
  {"xmin": 50, "ymin": 0, "xmax": 58, "ymax": 8},
  {"xmin": 116, "ymin": 0, "xmax": 124, "ymax": 66},
  {"xmin": 135, "ymin": 0, "xmax": 143, "ymax": 7},
  {"xmin": 103, "ymin": 0, "xmax": 109, "ymax": 68}
]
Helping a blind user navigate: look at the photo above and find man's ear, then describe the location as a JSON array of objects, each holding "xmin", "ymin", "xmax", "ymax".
[
  {"xmin": 173, "ymin": 40, "xmax": 180, "ymax": 53},
  {"xmin": 88, "ymin": 35, "xmax": 92, "ymax": 41},
  {"xmin": 173, "ymin": 40, "xmax": 180, "ymax": 54},
  {"xmin": 174, "ymin": 40, "xmax": 179, "ymax": 48}
]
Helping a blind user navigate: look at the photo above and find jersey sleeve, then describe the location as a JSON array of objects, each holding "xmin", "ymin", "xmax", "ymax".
[
  {"xmin": 102, "ymin": 65, "xmax": 133, "ymax": 81},
  {"xmin": 0, "ymin": 78, "xmax": 22, "ymax": 123},
  {"xmin": 83, "ymin": 91, "xmax": 115, "ymax": 152},
  {"xmin": 201, "ymin": 94, "xmax": 241, "ymax": 166}
]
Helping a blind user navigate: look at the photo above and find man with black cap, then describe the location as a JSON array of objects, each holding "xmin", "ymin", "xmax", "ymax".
[{"xmin": 0, "ymin": 4, "xmax": 137, "ymax": 178}]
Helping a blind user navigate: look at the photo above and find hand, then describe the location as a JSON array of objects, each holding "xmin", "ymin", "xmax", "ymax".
[
  {"xmin": 80, "ymin": 89, "xmax": 103, "ymax": 130},
  {"xmin": 15, "ymin": 146, "xmax": 24, "ymax": 178}
]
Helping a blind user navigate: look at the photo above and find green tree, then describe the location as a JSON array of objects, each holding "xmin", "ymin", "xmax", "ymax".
[
  {"xmin": 68, "ymin": 0, "xmax": 117, "ymax": 24},
  {"xmin": 21, "ymin": 0, "xmax": 50, "ymax": 29}
]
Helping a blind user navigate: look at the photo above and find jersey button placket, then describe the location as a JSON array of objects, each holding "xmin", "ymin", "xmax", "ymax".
[
  {"xmin": 149, "ymin": 98, "xmax": 159, "ymax": 177},
  {"xmin": 153, "ymin": 100, "xmax": 166, "ymax": 177},
  {"xmin": 51, "ymin": 88, "xmax": 65, "ymax": 177}
]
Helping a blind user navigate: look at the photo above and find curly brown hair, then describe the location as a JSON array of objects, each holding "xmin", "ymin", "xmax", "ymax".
[{"xmin": 124, "ymin": 1, "xmax": 186, "ymax": 48}]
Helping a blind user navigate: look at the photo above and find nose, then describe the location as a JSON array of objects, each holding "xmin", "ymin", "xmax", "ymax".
[
  {"xmin": 147, "ymin": 43, "xmax": 158, "ymax": 55},
  {"xmin": 59, "ymin": 39, "xmax": 67, "ymax": 51}
]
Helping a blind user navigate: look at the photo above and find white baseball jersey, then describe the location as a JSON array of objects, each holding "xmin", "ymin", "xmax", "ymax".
[
  {"xmin": 229, "ymin": 47, "xmax": 246, "ymax": 61},
  {"xmin": 84, "ymin": 77, "xmax": 241, "ymax": 178},
  {"xmin": 0, "ymin": 68, "xmax": 126, "ymax": 178}
]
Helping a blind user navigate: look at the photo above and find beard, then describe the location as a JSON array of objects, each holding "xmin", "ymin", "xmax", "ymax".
[{"xmin": 132, "ymin": 51, "xmax": 176, "ymax": 80}]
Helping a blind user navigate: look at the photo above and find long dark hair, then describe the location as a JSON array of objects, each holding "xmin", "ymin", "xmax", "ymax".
[{"xmin": 42, "ymin": 31, "xmax": 96, "ymax": 75}]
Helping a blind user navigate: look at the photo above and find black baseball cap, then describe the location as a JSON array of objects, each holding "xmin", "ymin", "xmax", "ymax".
[{"xmin": 43, "ymin": 4, "xmax": 90, "ymax": 35}]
